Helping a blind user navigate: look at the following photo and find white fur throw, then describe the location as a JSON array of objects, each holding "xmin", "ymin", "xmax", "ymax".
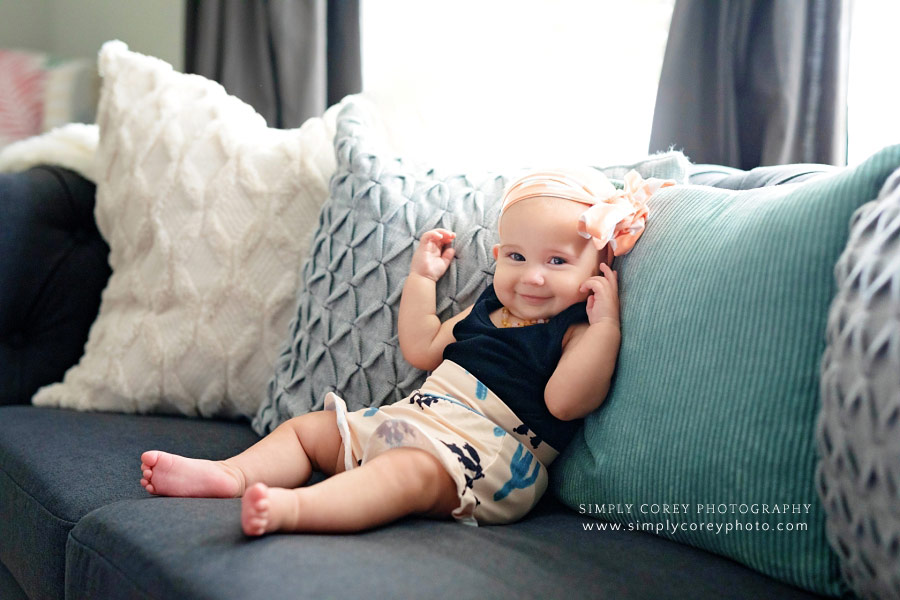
[
  {"xmin": 32, "ymin": 41, "xmax": 342, "ymax": 418},
  {"xmin": 0, "ymin": 123, "xmax": 99, "ymax": 181}
]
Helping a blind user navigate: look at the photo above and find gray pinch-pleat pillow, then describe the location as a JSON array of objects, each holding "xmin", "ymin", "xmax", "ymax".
[{"xmin": 253, "ymin": 99, "xmax": 692, "ymax": 436}]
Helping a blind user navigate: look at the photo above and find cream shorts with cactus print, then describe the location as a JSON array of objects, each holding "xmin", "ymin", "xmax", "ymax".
[{"xmin": 325, "ymin": 360, "xmax": 558, "ymax": 526}]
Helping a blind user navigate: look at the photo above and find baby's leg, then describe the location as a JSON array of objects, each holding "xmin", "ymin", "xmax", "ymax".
[
  {"xmin": 140, "ymin": 411, "xmax": 344, "ymax": 498},
  {"xmin": 241, "ymin": 447, "xmax": 459, "ymax": 535}
]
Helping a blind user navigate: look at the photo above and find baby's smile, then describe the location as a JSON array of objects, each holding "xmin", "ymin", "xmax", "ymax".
[{"xmin": 517, "ymin": 293, "xmax": 551, "ymax": 305}]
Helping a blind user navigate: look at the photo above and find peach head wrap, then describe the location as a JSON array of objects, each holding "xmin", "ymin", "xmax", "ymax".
[{"xmin": 499, "ymin": 168, "xmax": 675, "ymax": 256}]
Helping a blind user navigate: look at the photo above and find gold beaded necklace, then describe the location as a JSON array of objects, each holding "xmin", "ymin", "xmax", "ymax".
[{"xmin": 500, "ymin": 307, "xmax": 548, "ymax": 328}]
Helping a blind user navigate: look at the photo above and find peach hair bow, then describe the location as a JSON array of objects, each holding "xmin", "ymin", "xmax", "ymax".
[{"xmin": 499, "ymin": 168, "xmax": 675, "ymax": 256}]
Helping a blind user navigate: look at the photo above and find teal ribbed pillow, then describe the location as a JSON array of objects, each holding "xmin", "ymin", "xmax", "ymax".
[{"xmin": 552, "ymin": 145, "xmax": 900, "ymax": 597}]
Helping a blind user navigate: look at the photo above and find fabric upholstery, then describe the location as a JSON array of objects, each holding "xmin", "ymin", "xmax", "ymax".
[
  {"xmin": 0, "ymin": 406, "xmax": 259, "ymax": 600},
  {"xmin": 553, "ymin": 144, "xmax": 900, "ymax": 596},
  {"xmin": 818, "ymin": 168, "xmax": 900, "ymax": 598},
  {"xmin": 65, "ymin": 495, "xmax": 827, "ymax": 600},
  {"xmin": 689, "ymin": 163, "xmax": 838, "ymax": 189},
  {"xmin": 0, "ymin": 560, "xmax": 27, "ymax": 600},
  {"xmin": 32, "ymin": 41, "xmax": 340, "ymax": 419},
  {"xmin": 0, "ymin": 166, "xmax": 108, "ymax": 406},
  {"xmin": 253, "ymin": 100, "xmax": 692, "ymax": 435}
]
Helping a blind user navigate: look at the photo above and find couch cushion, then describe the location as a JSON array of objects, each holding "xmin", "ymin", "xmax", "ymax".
[
  {"xmin": 552, "ymin": 145, "xmax": 900, "ymax": 596},
  {"xmin": 0, "ymin": 560, "xmax": 27, "ymax": 600},
  {"xmin": 0, "ymin": 406, "xmax": 259, "ymax": 600},
  {"xmin": 0, "ymin": 166, "xmax": 108, "ymax": 406},
  {"xmin": 65, "ymin": 495, "xmax": 827, "ymax": 600}
]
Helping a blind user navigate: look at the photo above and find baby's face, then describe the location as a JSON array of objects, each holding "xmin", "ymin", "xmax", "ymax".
[{"xmin": 493, "ymin": 197, "xmax": 604, "ymax": 322}]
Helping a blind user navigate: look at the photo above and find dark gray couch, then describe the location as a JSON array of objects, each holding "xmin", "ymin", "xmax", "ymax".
[{"xmin": 0, "ymin": 165, "xmax": 835, "ymax": 600}]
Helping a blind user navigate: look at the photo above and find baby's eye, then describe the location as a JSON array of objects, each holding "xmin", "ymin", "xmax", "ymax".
[
  {"xmin": 508, "ymin": 252, "xmax": 525, "ymax": 262},
  {"xmin": 549, "ymin": 257, "xmax": 567, "ymax": 265}
]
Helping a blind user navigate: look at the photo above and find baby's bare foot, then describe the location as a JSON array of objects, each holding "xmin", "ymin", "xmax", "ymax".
[
  {"xmin": 242, "ymin": 483, "xmax": 273, "ymax": 536},
  {"xmin": 241, "ymin": 483, "xmax": 302, "ymax": 536},
  {"xmin": 140, "ymin": 450, "xmax": 244, "ymax": 498}
]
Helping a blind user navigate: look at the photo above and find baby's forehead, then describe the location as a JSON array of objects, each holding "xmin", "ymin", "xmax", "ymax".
[
  {"xmin": 499, "ymin": 204, "xmax": 590, "ymax": 246},
  {"xmin": 498, "ymin": 195, "xmax": 585, "ymax": 229}
]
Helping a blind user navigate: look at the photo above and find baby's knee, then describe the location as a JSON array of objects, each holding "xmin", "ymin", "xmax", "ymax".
[{"xmin": 380, "ymin": 449, "xmax": 457, "ymax": 514}]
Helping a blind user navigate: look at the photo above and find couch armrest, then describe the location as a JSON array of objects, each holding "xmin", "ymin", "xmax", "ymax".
[{"xmin": 0, "ymin": 166, "xmax": 109, "ymax": 405}]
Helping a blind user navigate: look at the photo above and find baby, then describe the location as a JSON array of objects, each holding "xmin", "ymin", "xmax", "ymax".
[{"xmin": 139, "ymin": 168, "xmax": 671, "ymax": 534}]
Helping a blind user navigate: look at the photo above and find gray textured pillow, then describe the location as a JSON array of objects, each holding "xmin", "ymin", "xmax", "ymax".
[
  {"xmin": 817, "ymin": 166, "xmax": 900, "ymax": 599},
  {"xmin": 253, "ymin": 100, "xmax": 691, "ymax": 435}
]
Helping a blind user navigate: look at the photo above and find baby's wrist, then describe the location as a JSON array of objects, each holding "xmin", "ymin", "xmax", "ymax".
[
  {"xmin": 588, "ymin": 316, "xmax": 620, "ymax": 329},
  {"xmin": 408, "ymin": 270, "xmax": 440, "ymax": 284}
]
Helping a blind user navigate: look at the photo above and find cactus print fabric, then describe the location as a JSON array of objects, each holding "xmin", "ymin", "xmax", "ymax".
[{"xmin": 326, "ymin": 360, "xmax": 555, "ymax": 525}]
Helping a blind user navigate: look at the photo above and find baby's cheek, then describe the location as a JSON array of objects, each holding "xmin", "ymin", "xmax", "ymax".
[
  {"xmin": 573, "ymin": 287, "xmax": 592, "ymax": 303},
  {"xmin": 492, "ymin": 282, "xmax": 514, "ymax": 306}
]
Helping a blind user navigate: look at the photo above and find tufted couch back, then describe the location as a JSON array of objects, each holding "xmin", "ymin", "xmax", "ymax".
[{"xmin": 0, "ymin": 166, "xmax": 109, "ymax": 405}]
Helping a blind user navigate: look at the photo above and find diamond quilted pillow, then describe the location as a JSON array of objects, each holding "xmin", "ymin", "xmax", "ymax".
[
  {"xmin": 252, "ymin": 99, "xmax": 691, "ymax": 435},
  {"xmin": 32, "ymin": 41, "xmax": 340, "ymax": 418}
]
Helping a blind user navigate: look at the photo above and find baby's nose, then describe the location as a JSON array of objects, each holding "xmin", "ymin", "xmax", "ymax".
[{"xmin": 522, "ymin": 266, "xmax": 545, "ymax": 285}]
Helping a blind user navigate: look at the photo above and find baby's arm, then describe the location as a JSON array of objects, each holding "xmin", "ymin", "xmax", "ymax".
[
  {"xmin": 544, "ymin": 263, "xmax": 621, "ymax": 421},
  {"xmin": 399, "ymin": 229, "xmax": 473, "ymax": 371}
]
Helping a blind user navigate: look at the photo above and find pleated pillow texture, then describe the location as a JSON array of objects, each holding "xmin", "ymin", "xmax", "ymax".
[
  {"xmin": 818, "ymin": 167, "xmax": 900, "ymax": 599},
  {"xmin": 32, "ymin": 41, "xmax": 340, "ymax": 418},
  {"xmin": 253, "ymin": 102, "xmax": 505, "ymax": 434},
  {"xmin": 552, "ymin": 145, "xmax": 900, "ymax": 596},
  {"xmin": 253, "ymin": 100, "xmax": 692, "ymax": 435}
]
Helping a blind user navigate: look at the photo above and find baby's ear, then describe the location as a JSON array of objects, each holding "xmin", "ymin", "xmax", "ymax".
[{"xmin": 492, "ymin": 244, "xmax": 500, "ymax": 260}]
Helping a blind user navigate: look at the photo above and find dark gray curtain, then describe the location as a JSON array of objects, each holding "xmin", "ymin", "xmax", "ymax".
[
  {"xmin": 185, "ymin": 0, "xmax": 361, "ymax": 129},
  {"xmin": 649, "ymin": 0, "xmax": 851, "ymax": 169}
]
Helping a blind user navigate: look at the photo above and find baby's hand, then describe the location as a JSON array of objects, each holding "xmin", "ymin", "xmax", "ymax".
[
  {"xmin": 579, "ymin": 263, "xmax": 620, "ymax": 326},
  {"xmin": 410, "ymin": 229, "xmax": 456, "ymax": 281}
]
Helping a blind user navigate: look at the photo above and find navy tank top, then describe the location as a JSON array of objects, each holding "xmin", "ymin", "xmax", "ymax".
[{"xmin": 442, "ymin": 284, "xmax": 588, "ymax": 451}]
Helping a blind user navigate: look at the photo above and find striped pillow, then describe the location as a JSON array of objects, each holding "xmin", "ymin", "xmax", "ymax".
[{"xmin": 0, "ymin": 51, "xmax": 45, "ymax": 147}]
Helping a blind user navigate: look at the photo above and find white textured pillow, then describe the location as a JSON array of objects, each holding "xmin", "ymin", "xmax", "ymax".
[{"xmin": 33, "ymin": 41, "xmax": 340, "ymax": 418}]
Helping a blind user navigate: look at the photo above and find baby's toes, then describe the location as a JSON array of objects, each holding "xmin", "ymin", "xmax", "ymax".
[
  {"xmin": 245, "ymin": 517, "xmax": 267, "ymax": 536},
  {"xmin": 253, "ymin": 496, "xmax": 269, "ymax": 512},
  {"xmin": 140, "ymin": 450, "xmax": 160, "ymax": 468}
]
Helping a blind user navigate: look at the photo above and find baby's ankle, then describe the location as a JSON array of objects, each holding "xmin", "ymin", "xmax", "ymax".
[
  {"xmin": 219, "ymin": 460, "xmax": 248, "ymax": 497},
  {"xmin": 286, "ymin": 488, "xmax": 305, "ymax": 529}
]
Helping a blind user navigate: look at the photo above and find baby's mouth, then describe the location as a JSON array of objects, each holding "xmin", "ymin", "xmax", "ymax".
[{"xmin": 518, "ymin": 293, "xmax": 550, "ymax": 304}]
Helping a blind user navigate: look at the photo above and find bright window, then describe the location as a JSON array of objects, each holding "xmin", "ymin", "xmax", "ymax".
[
  {"xmin": 362, "ymin": 1, "xmax": 896, "ymax": 170},
  {"xmin": 361, "ymin": 0, "xmax": 675, "ymax": 171},
  {"xmin": 847, "ymin": 0, "xmax": 900, "ymax": 165}
]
